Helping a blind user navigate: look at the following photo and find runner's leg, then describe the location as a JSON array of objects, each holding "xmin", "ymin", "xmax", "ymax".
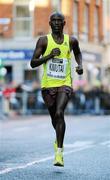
[
  {"xmin": 48, "ymin": 103, "xmax": 57, "ymax": 130},
  {"xmin": 55, "ymin": 92, "xmax": 69, "ymax": 148},
  {"xmin": 42, "ymin": 89, "xmax": 57, "ymax": 130}
]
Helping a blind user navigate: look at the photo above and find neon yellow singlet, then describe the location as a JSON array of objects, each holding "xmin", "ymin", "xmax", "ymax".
[{"xmin": 41, "ymin": 34, "xmax": 72, "ymax": 88}]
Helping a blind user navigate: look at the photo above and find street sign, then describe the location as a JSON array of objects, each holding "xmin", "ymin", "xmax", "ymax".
[{"xmin": 0, "ymin": 18, "xmax": 10, "ymax": 25}]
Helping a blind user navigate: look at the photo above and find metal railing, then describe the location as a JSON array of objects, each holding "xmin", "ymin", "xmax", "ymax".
[{"xmin": 0, "ymin": 90, "xmax": 110, "ymax": 119}]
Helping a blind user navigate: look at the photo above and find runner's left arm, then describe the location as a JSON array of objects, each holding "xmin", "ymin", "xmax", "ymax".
[{"xmin": 70, "ymin": 36, "xmax": 83, "ymax": 75}]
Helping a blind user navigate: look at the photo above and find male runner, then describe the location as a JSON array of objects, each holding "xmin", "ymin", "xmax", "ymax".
[{"xmin": 30, "ymin": 12, "xmax": 83, "ymax": 167}]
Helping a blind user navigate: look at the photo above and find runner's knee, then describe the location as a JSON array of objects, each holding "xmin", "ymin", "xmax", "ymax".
[{"xmin": 55, "ymin": 109, "xmax": 64, "ymax": 121}]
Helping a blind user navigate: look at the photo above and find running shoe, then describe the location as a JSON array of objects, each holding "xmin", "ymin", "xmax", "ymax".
[
  {"xmin": 54, "ymin": 140, "xmax": 57, "ymax": 153},
  {"xmin": 54, "ymin": 140, "xmax": 64, "ymax": 152},
  {"xmin": 53, "ymin": 152, "xmax": 64, "ymax": 167}
]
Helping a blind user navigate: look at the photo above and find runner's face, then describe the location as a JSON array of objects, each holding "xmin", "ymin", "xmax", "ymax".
[{"xmin": 49, "ymin": 15, "xmax": 65, "ymax": 33}]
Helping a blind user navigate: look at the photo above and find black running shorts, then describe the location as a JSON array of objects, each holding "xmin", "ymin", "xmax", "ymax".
[{"xmin": 41, "ymin": 86, "xmax": 73, "ymax": 107}]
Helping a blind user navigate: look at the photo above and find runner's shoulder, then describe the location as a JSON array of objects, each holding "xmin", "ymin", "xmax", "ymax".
[
  {"xmin": 37, "ymin": 35, "xmax": 47, "ymax": 47},
  {"xmin": 69, "ymin": 35, "xmax": 79, "ymax": 47}
]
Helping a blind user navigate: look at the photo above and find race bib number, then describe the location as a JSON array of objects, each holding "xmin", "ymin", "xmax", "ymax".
[{"xmin": 47, "ymin": 58, "xmax": 67, "ymax": 79}]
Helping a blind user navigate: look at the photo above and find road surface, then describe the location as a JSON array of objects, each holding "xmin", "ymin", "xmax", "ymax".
[{"xmin": 0, "ymin": 115, "xmax": 110, "ymax": 180}]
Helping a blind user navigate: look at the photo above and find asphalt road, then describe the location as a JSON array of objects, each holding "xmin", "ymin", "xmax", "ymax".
[{"xmin": 0, "ymin": 115, "xmax": 110, "ymax": 180}]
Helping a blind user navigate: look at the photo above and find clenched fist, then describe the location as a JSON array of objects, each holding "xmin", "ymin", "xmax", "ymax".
[
  {"xmin": 76, "ymin": 65, "xmax": 83, "ymax": 75},
  {"xmin": 50, "ymin": 48, "xmax": 61, "ymax": 57}
]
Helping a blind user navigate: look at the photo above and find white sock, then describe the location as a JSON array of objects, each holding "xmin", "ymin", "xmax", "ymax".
[{"xmin": 57, "ymin": 148, "xmax": 62, "ymax": 153}]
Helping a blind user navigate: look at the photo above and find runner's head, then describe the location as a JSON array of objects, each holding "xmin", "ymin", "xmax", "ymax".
[{"xmin": 49, "ymin": 12, "xmax": 66, "ymax": 33}]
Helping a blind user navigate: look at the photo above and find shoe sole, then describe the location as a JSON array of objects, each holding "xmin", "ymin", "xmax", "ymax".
[{"xmin": 54, "ymin": 162, "xmax": 64, "ymax": 167}]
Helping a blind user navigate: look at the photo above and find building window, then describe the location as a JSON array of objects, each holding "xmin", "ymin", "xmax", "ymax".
[
  {"xmin": 4, "ymin": 66, "xmax": 13, "ymax": 83},
  {"xmin": 73, "ymin": 1, "xmax": 78, "ymax": 37},
  {"xmin": 51, "ymin": 0, "xmax": 61, "ymax": 12},
  {"xmin": 94, "ymin": 6, "xmax": 99, "ymax": 42},
  {"xmin": 82, "ymin": 4, "xmax": 89, "ymax": 41},
  {"xmin": 24, "ymin": 69, "xmax": 39, "ymax": 82},
  {"xmin": 106, "ymin": 0, "xmax": 110, "ymax": 43},
  {"xmin": 14, "ymin": 0, "xmax": 33, "ymax": 38}
]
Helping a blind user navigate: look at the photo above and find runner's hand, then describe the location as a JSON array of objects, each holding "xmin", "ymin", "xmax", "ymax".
[
  {"xmin": 76, "ymin": 65, "xmax": 83, "ymax": 75},
  {"xmin": 50, "ymin": 48, "xmax": 61, "ymax": 57}
]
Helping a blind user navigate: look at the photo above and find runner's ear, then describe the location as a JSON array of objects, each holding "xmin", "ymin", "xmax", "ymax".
[
  {"xmin": 49, "ymin": 21, "xmax": 51, "ymax": 26},
  {"xmin": 63, "ymin": 20, "xmax": 66, "ymax": 26}
]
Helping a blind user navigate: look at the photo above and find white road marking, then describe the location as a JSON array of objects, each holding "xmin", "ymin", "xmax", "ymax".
[
  {"xmin": 0, "ymin": 156, "xmax": 54, "ymax": 175},
  {"xmin": 100, "ymin": 140, "xmax": 110, "ymax": 146},
  {"xmin": 1, "ymin": 139, "xmax": 109, "ymax": 175},
  {"xmin": 0, "ymin": 142, "xmax": 95, "ymax": 175},
  {"xmin": 65, "ymin": 141, "xmax": 94, "ymax": 148}
]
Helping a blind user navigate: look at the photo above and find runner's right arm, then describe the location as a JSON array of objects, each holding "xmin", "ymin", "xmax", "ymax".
[{"xmin": 30, "ymin": 36, "xmax": 60, "ymax": 68}]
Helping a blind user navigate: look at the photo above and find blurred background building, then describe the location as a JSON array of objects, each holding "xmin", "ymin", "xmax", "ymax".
[
  {"xmin": 0, "ymin": 0, "xmax": 110, "ymax": 116},
  {"xmin": 0, "ymin": 0, "xmax": 110, "ymax": 90}
]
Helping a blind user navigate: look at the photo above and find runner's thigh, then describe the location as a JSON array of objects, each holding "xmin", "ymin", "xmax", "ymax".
[{"xmin": 56, "ymin": 92, "xmax": 69, "ymax": 111}]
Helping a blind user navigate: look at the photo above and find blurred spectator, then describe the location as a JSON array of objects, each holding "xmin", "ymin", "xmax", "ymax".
[
  {"xmin": 3, "ymin": 85, "xmax": 15, "ymax": 115},
  {"xmin": 15, "ymin": 84, "xmax": 23, "ymax": 109},
  {"xmin": 1, "ymin": 83, "xmax": 110, "ymax": 116}
]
